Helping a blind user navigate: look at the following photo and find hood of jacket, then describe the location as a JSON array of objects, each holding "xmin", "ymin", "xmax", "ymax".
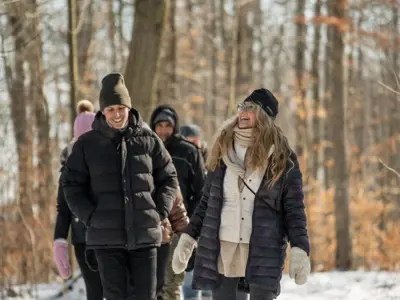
[{"xmin": 149, "ymin": 105, "xmax": 180, "ymax": 135}]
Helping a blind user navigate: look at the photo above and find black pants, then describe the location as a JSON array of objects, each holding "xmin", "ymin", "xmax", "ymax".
[
  {"xmin": 156, "ymin": 243, "xmax": 170, "ymax": 299},
  {"xmin": 212, "ymin": 276, "xmax": 274, "ymax": 300},
  {"xmin": 95, "ymin": 247, "xmax": 157, "ymax": 300},
  {"xmin": 74, "ymin": 243, "xmax": 103, "ymax": 300}
]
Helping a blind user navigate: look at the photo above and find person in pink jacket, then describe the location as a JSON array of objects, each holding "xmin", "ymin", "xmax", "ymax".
[{"xmin": 53, "ymin": 100, "xmax": 103, "ymax": 300}]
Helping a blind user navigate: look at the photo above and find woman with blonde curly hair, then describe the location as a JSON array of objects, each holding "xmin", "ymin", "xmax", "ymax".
[{"xmin": 172, "ymin": 89, "xmax": 311, "ymax": 300}]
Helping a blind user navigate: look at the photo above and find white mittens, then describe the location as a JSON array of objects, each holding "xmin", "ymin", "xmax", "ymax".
[
  {"xmin": 172, "ymin": 233, "xmax": 196, "ymax": 274},
  {"xmin": 289, "ymin": 247, "xmax": 311, "ymax": 285}
]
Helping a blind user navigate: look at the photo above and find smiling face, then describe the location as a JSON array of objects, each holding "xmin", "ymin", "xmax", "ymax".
[
  {"xmin": 237, "ymin": 102, "xmax": 258, "ymax": 129},
  {"xmin": 103, "ymin": 105, "xmax": 129, "ymax": 129}
]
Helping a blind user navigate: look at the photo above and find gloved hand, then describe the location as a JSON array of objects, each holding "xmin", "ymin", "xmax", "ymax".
[
  {"xmin": 289, "ymin": 247, "xmax": 311, "ymax": 285},
  {"xmin": 53, "ymin": 239, "xmax": 71, "ymax": 279},
  {"xmin": 169, "ymin": 191, "xmax": 189, "ymax": 233},
  {"xmin": 161, "ymin": 218, "xmax": 173, "ymax": 244},
  {"xmin": 171, "ymin": 233, "xmax": 196, "ymax": 274}
]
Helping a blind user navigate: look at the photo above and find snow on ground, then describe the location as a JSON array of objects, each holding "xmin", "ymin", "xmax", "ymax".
[{"xmin": 7, "ymin": 271, "xmax": 400, "ymax": 300}]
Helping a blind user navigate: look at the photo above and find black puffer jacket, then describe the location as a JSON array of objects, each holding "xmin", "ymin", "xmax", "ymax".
[
  {"xmin": 54, "ymin": 143, "xmax": 86, "ymax": 244},
  {"xmin": 150, "ymin": 105, "xmax": 206, "ymax": 217},
  {"xmin": 186, "ymin": 153, "xmax": 309, "ymax": 296},
  {"xmin": 62, "ymin": 109, "xmax": 178, "ymax": 250}
]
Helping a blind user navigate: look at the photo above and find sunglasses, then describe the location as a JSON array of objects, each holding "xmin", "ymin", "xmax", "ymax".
[{"xmin": 237, "ymin": 102, "xmax": 259, "ymax": 112}]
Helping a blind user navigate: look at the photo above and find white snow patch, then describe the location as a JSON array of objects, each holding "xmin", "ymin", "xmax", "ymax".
[{"xmin": 6, "ymin": 271, "xmax": 400, "ymax": 300}]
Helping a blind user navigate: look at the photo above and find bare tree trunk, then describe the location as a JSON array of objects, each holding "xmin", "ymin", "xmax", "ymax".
[
  {"xmin": 388, "ymin": 5, "xmax": 399, "ymax": 209},
  {"xmin": 352, "ymin": 15, "xmax": 364, "ymax": 181},
  {"xmin": 184, "ymin": 0, "xmax": 207, "ymax": 127},
  {"xmin": 220, "ymin": 0, "xmax": 231, "ymax": 104},
  {"xmin": 76, "ymin": 0, "xmax": 94, "ymax": 98},
  {"xmin": 294, "ymin": 0, "xmax": 308, "ymax": 161},
  {"xmin": 375, "ymin": 62, "xmax": 387, "ymax": 192},
  {"xmin": 311, "ymin": 0, "xmax": 322, "ymax": 180},
  {"xmin": 124, "ymin": 0, "xmax": 169, "ymax": 121},
  {"xmin": 27, "ymin": 0, "xmax": 54, "ymax": 212},
  {"xmin": 331, "ymin": 0, "xmax": 352, "ymax": 270},
  {"xmin": 236, "ymin": 0, "xmax": 254, "ymax": 100},
  {"xmin": 25, "ymin": 0, "xmax": 54, "ymax": 281},
  {"xmin": 308, "ymin": 0, "xmax": 322, "ymax": 271},
  {"xmin": 68, "ymin": 0, "xmax": 79, "ymax": 134},
  {"xmin": 323, "ymin": 2, "xmax": 333, "ymax": 190},
  {"xmin": 4, "ymin": 1, "xmax": 34, "ymax": 284},
  {"xmin": 118, "ymin": 0, "xmax": 127, "ymax": 66},
  {"xmin": 182, "ymin": 0, "xmax": 196, "ymax": 99},
  {"xmin": 227, "ymin": 0, "xmax": 239, "ymax": 117},
  {"xmin": 156, "ymin": 0, "xmax": 176, "ymax": 104},
  {"xmin": 272, "ymin": 25, "xmax": 284, "ymax": 93},
  {"xmin": 357, "ymin": 37, "xmax": 367, "ymax": 180},
  {"xmin": 254, "ymin": 0, "xmax": 264, "ymax": 87},
  {"xmin": 167, "ymin": 0, "xmax": 176, "ymax": 102},
  {"xmin": 376, "ymin": 55, "xmax": 390, "ymax": 249},
  {"xmin": 199, "ymin": 1, "xmax": 210, "ymax": 133},
  {"xmin": 210, "ymin": 0, "xmax": 218, "ymax": 132},
  {"xmin": 108, "ymin": 0, "xmax": 117, "ymax": 68}
]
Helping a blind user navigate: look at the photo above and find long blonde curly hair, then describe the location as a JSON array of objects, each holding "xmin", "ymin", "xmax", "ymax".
[{"xmin": 206, "ymin": 106, "xmax": 293, "ymax": 187}]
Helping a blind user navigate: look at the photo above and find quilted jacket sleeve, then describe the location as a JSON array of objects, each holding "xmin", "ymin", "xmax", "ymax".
[
  {"xmin": 282, "ymin": 152, "xmax": 310, "ymax": 255},
  {"xmin": 185, "ymin": 170, "xmax": 213, "ymax": 240},
  {"xmin": 152, "ymin": 135, "xmax": 179, "ymax": 221},
  {"xmin": 61, "ymin": 139, "xmax": 95, "ymax": 226}
]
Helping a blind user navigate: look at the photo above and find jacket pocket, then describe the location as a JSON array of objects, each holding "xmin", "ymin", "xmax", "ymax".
[{"xmin": 140, "ymin": 208, "xmax": 161, "ymax": 229}]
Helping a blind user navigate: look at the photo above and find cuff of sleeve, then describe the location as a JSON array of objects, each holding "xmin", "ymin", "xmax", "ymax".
[
  {"xmin": 54, "ymin": 238, "xmax": 68, "ymax": 244},
  {"xmin": 291, "ymin": 240, "xmax": 310, "ymax": 256},
  {"xmin": 180, "ymin": 233, "xmax": 197, "ymax": 247}
]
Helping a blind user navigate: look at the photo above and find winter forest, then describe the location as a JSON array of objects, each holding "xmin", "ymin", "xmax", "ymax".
[{"xmin": 0, "ymin": 0, "xmax": 399, "ymax": 299}]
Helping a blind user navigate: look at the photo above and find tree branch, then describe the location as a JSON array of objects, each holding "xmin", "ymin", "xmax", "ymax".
[
  {"xmin": 377, "ymin": 80, "xmax": 400, "ymax": 99},
  {"xmin": 379, "ymin": 158, "xmax": 400, "ymax": 178}
]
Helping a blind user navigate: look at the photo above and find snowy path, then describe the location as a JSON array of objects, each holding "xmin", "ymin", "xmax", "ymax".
[{"xmin": 9, "ymin": 271, "xmax": 400, "ymax": 300}]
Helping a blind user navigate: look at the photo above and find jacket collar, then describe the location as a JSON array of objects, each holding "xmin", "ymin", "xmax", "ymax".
[{"xmin": 92, "ymin": 108, "xmax": 143, "ymax": 139}]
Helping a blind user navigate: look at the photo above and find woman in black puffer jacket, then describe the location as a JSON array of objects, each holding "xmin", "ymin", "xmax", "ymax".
[
  {"xmin": 172, "ymin": 89, "xmax": 311, "ymax": 300},
  {"xmin": 53, "ymin": 100, "xmax": 103, "ymax": 300}
]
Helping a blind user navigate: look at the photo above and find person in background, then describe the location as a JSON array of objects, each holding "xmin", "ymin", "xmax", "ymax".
[
  {"xmin": 62, "ymin": 73, "xmax": 178, "ymax": 300},
  {"xmin": 179, "ymin": 124, "xmax": 208, "ymax": 162},
  {"xmin": 179, "ymin": 123, "xmax": 215, "ymax": 300},
  {"xmin": 172, "ymin": 89, "xmax": 311, "ymax": 300},
  {"xmin": 150, "ymin": 105, "xmax": 206, "ymax": 300},
  {"xmin": 53, "ymin": 100, "xmax": 103, "ymax": 300}
]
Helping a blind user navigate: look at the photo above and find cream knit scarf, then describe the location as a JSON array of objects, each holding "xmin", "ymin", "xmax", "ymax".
[{"xmin": 222, "ymin": 126, "xmax": 254, "ymax": 191}]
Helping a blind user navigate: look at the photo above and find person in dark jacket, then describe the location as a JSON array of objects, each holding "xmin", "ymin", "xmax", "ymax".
[
  {"xmin": 172, "ymin": 89, "xmax": 311, "ymax": 300},
  {"xmin": 53, "ymin": 100, "xmax": 103, "ymax": 300},
  {"xmin": 150, "ymin": 106, "xmax": 206, "ymax": 218},
  {"xmin": 62, "ymin": 73, "xmax": 178, "ymax": 300},
  {"xmin": 150, "ymin": 105, "xmax": 206, "ymax": 300},
  {"xmin": 180, "ymin": 124, "xmax": 208, "ymax": 162}
]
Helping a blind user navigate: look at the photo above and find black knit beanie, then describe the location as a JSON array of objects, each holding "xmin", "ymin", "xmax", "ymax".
[
  {"xmin": 180, "ymin": 124, "xmax": 201, "ymax": 138},
  {"xmin": 99, "ymin": 73, "xmax": 131, "ymax": 110},
  {"xmin": 244, "ymin": 88, "xmax": 279, "ymax": 119},
  {"xmin": 153, "ymin": 108, "xmax": 176, "ymax": 128}
]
